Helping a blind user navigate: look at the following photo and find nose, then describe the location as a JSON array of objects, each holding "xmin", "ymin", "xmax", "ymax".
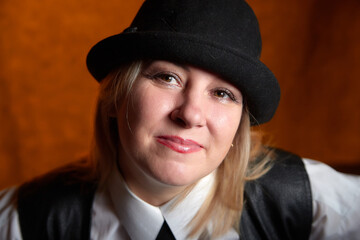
[{"xmin": 170, "ymin": 91, "xmax": 206, "ymax": 128}]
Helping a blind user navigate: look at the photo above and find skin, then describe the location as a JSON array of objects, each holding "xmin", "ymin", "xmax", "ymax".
[{"xmin": 116, "ymin": 60, "xmax": 243, "ymax": 206}]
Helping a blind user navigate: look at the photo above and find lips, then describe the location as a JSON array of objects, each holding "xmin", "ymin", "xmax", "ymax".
[{"xmin": 156, "ymin": 135, "xmax": 203, "ymax": 153}]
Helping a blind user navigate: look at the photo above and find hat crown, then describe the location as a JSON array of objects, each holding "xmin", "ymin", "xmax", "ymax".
[{"xmin": 130, "ymin": 0, "xmax": 262, "ymax": 58}]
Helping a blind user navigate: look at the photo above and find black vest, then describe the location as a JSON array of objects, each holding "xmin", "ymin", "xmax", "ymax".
[{"xmin": 17, "ymin": 149, "xmax": 312, "ymax": 240}]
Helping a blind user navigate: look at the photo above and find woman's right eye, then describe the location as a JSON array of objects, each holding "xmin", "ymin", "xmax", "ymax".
[
  {"xmin": 147, "ymin": 72, "xmax": 182, "ymax": 87},
  {"xmin": 156, "ymin": 73, "xmax": 178, "ymax": 84}
]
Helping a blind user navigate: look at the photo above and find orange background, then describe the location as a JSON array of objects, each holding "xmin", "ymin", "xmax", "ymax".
[{"xmin": 1, "ymin": 0, "xmax": 359, "ymax": 189}]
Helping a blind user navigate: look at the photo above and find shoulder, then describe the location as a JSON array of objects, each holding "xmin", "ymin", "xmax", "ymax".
[
  {"xmin": 18, "ymin": 162, "xmax": 97, "ymax": 202},
  {"xmin": 246, "ymin": 148, "xmax": 312, "ymax": 204},
  {"xmin": 303, "ymin": 158, "xmax": 360, "ymax": 239},
  {"xmin": 17, "ymin": 162, "xmax": 98, "ymax": 240},
  {"xmin": 240, "ymin": 148, "xmax": 313, "ymax": 240},
  {"xmin": 256, "ymin": 148, "xmax": 311, "ymax": 194}
]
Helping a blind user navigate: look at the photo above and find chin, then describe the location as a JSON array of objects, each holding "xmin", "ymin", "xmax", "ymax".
[
  {"xmin": 152, "ymin": 169, "xmax": 203, "ymax": 187},
  {"xmin": 144, "ymin": 159, "xmax": 207, "ymax": 187}
]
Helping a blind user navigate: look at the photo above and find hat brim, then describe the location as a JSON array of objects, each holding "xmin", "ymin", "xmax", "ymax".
[{"xmin": 86, "ymin": 32, "xmax": 280, "ymax": 124}]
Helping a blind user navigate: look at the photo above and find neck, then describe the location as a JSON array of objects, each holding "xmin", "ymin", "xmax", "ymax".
[
  {"xmin": 116, "ymin": 157, "xmax": 187, "ymax": 206},
  {"xmin": 122, "ymin": 170, "xmax": 187, "ymax": 206}
]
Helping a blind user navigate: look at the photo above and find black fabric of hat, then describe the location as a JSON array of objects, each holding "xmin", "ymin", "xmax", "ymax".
[{"xmin": 86, "ymin": 0, "xmax": 280, "ymax": 125}]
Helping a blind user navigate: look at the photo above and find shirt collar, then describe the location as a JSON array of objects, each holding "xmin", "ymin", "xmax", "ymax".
[
  {"xmin": 160, "ymin": 173, "xmax": 215, "ymax": 239},
  {"xmin": 108, "ymin": 168, "xmax": 215, "ymax": 240},
  {"xmin": 108, "ymin": 170, "xmax": 238, "ymax": 240},
  {"xmin": 108, "ymin": 170, "xmax": 163, "ymax": 240}
]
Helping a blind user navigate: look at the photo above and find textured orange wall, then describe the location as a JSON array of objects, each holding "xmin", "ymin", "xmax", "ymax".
[
  {"xmin": 253, "ymin": 0, "xmax": 360, "ymax": 166},
  {"xmin": 1, "ymin": 0, "xmax": 359, "ymax": 189}
]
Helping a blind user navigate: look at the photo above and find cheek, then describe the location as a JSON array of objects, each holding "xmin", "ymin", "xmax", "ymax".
[
  {"xmin": 209, "ymin": 107, "xmax": 242, "ymax": 148},
  {"xmin": 128, "ymin": 89, "xmax": 175, "ymax": 128},
  {"xmin": 121, "ymin": 85, "xmax": 177, "ymax": 147}
]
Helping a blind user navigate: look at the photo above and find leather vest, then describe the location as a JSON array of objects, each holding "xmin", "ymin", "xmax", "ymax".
[{"xmin": 17, "ymin": 149, "xmax": 312, "ymax": 240}]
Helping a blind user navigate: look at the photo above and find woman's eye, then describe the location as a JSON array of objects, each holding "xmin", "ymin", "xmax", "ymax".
[
  {"xmin": 148, "ymin": 72, "xmax": 181, "ymax": 87},
  {"xmin": 213, "ymin": 89, "xmax": 237, "ymax": 102},
  {"xmin": 157, "ymin": 74, "xmax": 177, "ymax": 83},
  {"xmin": 214, "ymin": 90, "xmax": 227, "ymax": 98}
]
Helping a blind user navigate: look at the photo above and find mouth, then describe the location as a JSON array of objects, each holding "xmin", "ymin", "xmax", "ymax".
[{"xmin": 156, "ymin": 135, "xmax": 203, "ymax": 153}]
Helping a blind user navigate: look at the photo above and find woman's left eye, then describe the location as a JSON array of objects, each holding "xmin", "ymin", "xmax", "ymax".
[{"xmin": 212, "ymin": 88, "xmax": 237, "ymax": 102}]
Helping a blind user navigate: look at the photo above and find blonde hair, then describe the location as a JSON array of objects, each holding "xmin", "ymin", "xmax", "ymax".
[
  {"xmin": 88, "ymin": 61, "xmax": 143, "ymax": 185},
  {"xmin": 88, "ymin": 61, "xmax": 271, "ymax": 238}
]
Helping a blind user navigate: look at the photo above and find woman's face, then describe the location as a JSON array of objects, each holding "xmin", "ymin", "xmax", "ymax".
[{"xmin": 116, "ymin": 60, "xmax": 243, "ymax": 194}]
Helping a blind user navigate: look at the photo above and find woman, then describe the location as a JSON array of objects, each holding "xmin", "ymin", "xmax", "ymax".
[{"xmin": 1, "ymin": 0, "xmax": 359, "ymax": 239}]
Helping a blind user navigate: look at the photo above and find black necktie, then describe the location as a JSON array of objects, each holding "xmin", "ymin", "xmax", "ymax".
[{"xmin": 156, "ymin": 221, "xmax": 176, "ymax": 240}]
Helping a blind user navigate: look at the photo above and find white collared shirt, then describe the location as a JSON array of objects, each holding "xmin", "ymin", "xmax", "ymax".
[
  {"xmin": 91, "ymin": 169, "xmax": 238, "ymax": 239},
  {"xmin": 1, "ymin": 159, "xmax": 360, "ymax": 239}
]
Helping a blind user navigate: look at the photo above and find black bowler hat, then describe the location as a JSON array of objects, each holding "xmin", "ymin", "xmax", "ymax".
[{"xmin": 86, "ymin": 0, "xmax": 280, "ymax": 125}]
